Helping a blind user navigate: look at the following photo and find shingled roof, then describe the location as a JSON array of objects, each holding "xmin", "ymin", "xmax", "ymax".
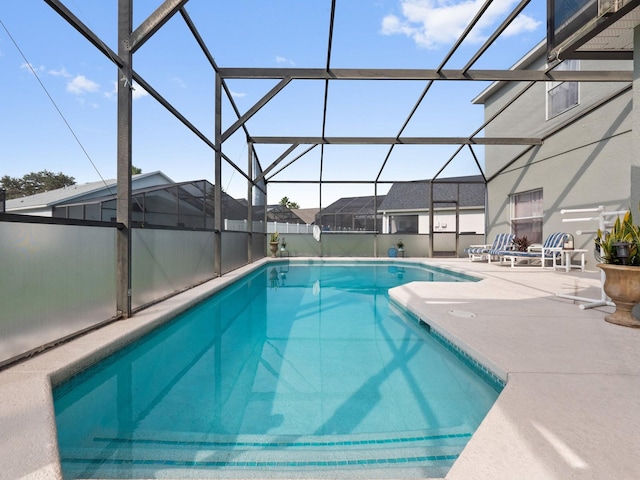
[
  {"xmin": 318, "ymin": 195, "xmax": 386, "ymax": 215},
  {"xmin": 5, "ymin": 171, "xmax": 174, "ymax": 212},
  {"xmin": 378, "ymin": 175, "xmax": 485, "ymax": 212}
]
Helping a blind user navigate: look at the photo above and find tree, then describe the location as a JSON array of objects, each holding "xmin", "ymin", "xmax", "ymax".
[
  {"xmin": 0, "ymin": 170, "xmax": 76, "ymax": 199},
  {"xmin": 279, "ymin": 196, "xmax": 300, "ymax": 209},
  {"xmin": 132, "ymin": 165, "xmax": 142, "ymax": 175}
]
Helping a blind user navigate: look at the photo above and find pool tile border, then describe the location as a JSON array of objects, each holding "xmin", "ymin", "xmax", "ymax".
[
  {"xmin": 62, "ymin": 454, "xmax": 459, "ymax": 469},
  {"xmin": 392, "ymin": 299, "xmax": 506, "ymax": 393},
  {"xmin": 92, "ymin": 431, "xmax": 473, "ymax": 449}
]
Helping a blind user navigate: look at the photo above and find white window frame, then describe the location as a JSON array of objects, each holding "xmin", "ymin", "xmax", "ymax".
[
  {"xmin": 546, "ymin": 59, "xmax": 579, "ymax": 119},
  {"xmin": 510, "ymin": 188, "xmax": 543, "ymax": 244}
]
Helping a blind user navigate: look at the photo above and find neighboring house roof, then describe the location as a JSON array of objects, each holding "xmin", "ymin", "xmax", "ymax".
[
  {"xmin": 266, "ymin": 204, "xmax": 307, "ymax": 224},
  {"xmin": 291, "ymin": 208, "xmax": 319, "ymax": 225},
  {"xmin": 6, "ymin": 171, "xmax": 174, "ymax": 212},
  {"xmin": 319, "ymin": 195, "xmax": 386, "ymax": 215},
  {"xmin": 378, "ymin": 175, "xmax": 485, "ymax": 212},
  {"xmin": 7, "ymin": 179, "xmax": 114, "ymax": 211}
]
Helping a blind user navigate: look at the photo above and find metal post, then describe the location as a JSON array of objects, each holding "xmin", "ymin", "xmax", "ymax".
[
  {"xmin": 374, "ymin": 183, "xmax": 378, "ymax": 257},
  {"xmin": 247, "ymin": 141, "xmax": 253, "ymax": 262},
  {"xmin": 116, "ymin": 0, "xmax": 133, "ymax": 318},
  {"xmin": 455, "ymin": 197, "xmax": 460, "ymax": 257},
  {"xmin": 214, "ymin": 73, "xmax": 222, "ymax": 276},
  {"xmin": 429, "ymin": 180, "xmax": 434, "ymax": 257}
]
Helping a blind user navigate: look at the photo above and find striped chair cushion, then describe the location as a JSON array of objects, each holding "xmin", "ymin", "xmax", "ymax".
[{"xmin": 465, "ymin": 233, "xmax": 515, "ymax": 255}]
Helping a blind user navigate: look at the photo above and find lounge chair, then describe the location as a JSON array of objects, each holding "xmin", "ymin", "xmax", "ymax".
[
  {"xmin": 497, "ymin": 232, "xmax": 568, "ymax": 268},
  {"xmin": 464, "ymin": 233, "xmax": 515, "ymax": 262}
]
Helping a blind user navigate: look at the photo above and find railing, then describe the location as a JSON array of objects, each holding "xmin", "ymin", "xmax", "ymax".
[
  {"xmin": 0, "ymin": 214, "xmax": 253, "ymax": 368},
  {"xmin": 0, "ymin": 213, "xmax": 482, "ymax": 367}
]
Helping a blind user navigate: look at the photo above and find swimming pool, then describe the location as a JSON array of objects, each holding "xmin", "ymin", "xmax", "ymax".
[{"xmin": 54, "ymin": 260, "xmax": 501, "ymax": 479}]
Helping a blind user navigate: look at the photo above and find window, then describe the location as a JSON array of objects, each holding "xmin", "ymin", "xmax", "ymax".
[
  {"xmin": 510, "ymin": 189, "xmax": 543, "ymax": 244},
  {"xmin": 389, "ymin": 215, "xmax": 418, "ymax": 234},
  {"xmin": 547, "ymin": 59, "xmax": 579, "ymax": 118}
]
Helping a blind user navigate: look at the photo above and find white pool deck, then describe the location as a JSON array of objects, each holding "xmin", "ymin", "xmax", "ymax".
[{"xmin": 1, "ymin": 257, "xmax": 640, "ymax": 480}]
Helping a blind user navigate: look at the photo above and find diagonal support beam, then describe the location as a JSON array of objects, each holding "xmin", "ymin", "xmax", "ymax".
[
  {"xmin": 255, "ymin": 144, "xmax": 300, "ymax": 183},
  {"xmin": 221, "ymin": 77, "xmax": 292, "ymax": 143},
  {"xmin": 462, "ymin": 0, "xmax": 532, "ymax": 73},
  {"xmin": 129, "ymin": 0, "xmax": 190, "ymax": 53},
  {"xmin": 265, "ymin": 145, "xmax": 319, "ymax": 181},
  {"xmin": 44, "ymin": 0, "xmax": 124, "ymax": 67}
]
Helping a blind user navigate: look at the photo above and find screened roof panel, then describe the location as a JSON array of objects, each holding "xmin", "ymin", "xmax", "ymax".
[
  {"xmin": 184, "ymin": 1, "xmax": 332, "ymax": 68},
  {"xmin": 241, "ymin": 80, "xmax": 327, "ymax": 136},
  {"xmin": 3, "ymin": 0, "xmax": 634, "ymax": 210},
  {"xmin": 320, "ymin": 145, "xmax": 395, "ymax": 181}
]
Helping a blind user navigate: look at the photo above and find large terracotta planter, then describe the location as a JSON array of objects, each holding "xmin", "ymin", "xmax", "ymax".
[
  {"xmin": 597, "ymin": 263, "xmax": 640, "ymax": 328},
  {"xmin": 269, "ymin": 242, "xmax": 279, "ymax": 258}
]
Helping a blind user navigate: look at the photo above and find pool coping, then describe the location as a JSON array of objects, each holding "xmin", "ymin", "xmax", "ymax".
[
  {"xmin": 2, "ymin": 257, "xmax": 639, "ymax": 479},
  {"xmin": 387, "ymin": 258, "xmax": 640, "ymax": 480}
]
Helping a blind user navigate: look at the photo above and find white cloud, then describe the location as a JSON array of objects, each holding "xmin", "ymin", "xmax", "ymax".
[
  {"xmin": 131, "ymin": 82, "xmax": 149, "ymax": 100},
  {"xmin": 230, "ymin": 90, "xmax": 247, "ymax": 98},
  {"xmin": 20, "ymin": 62, "xmax": 45, "ymax": 74},
  {"xmin": 170, "ymin": 76, "xmax": 187, "ymax": 88},
  {"xmin": 381, "ymin": 0, "xmax": 541, "ymax": 49},
  {"xmin": 74, "ymin": 97, "xmax": 100, "ymax": 109},
  {"xmin": 66, "ymin": 75, "xmax": 99, "ymax": 94},
  {"xmin": 276, "ymin": 56, "xmax": 295, "ymax": 66},
  {"xmin": 105, "ymin": 80, "xmax": 149, "ymax": 100},
  {"xmin": 47, "ymin": 67, "xmax": 72, "ymax": 78},
  {"xmin": 503, "ymin": 14, "xmax": 542, "ymax": 37}
]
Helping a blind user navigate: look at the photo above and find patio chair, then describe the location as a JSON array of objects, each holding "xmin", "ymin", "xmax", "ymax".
[
  {"xmin": 497, "ymin": 232, "xmax": 568, "ymax": 268},
  {"xmin": 464, "ymin": 233, "xmax": 515, "ymax": 262}
]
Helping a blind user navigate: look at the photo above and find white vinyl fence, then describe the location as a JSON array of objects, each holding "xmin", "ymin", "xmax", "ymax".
[{"xmin": 224, "ymin": 219, "xmax": 314, "ymax": 234}]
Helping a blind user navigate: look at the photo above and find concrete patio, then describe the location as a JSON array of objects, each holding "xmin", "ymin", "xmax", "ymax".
[
  {"xmin": 390, "ymin": 258, "xmax": 640, "ymax": 480},
  {"xmin": 1, "ymin": 257, "xmax": 639, "ymax": 479}
]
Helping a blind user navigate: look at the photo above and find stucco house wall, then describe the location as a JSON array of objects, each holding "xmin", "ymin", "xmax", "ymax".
[
  {"xmin": 404, "ymin": 209, "xmax": 485, "ymax": 235},
  {"xmin": 476, "ymin": 46, "xmax": 633, "ymax": 262},
  {"xmin": 379, "ymin": 176, "xmax": 486, "ymax": 237}
]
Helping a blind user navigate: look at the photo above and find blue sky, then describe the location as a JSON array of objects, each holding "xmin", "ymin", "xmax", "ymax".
[{"xmin": 0, "ymin": 0, "xmax": 546, "ymax": 208}]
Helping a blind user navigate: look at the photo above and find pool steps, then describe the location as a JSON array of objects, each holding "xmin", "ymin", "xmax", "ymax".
[{"xmin": 60, "ymin": 428, "xmax": 471, "ymax": 478}]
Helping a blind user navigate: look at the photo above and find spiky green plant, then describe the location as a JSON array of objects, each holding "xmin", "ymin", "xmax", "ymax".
[
  {"xmin": 595, "ymin": 209, "xmax": 640, "ymax": 265},
  {"xmin": 512, "ymin": 236, "xmax": 532, "ymax": 252}
]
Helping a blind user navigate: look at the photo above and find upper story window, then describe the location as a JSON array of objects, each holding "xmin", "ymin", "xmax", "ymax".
[{"xmin": 547, "ymin": 59, "xmax": 579, "ymax": 118}]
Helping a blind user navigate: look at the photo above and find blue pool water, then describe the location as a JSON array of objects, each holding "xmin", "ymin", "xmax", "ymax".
[{"xmin": 54, "ymin": 261, "xmax": 501, "ymax": 479}]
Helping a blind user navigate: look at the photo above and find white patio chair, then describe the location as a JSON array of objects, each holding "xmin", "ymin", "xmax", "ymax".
[
  {"xmin": 497, "ymin": 232, "xmax": 568, "ymax": 268},
  {"xmin": 464, "ymin": 233, "xmax": 515, "ymax": 262}
]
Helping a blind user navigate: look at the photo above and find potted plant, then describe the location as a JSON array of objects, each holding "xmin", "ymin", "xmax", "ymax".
[
  {"xmin": 269, "ymin": 231, "xmax": 280, "ymax": 258},
  {"xmin": 512, "ymin": 236, "xmax": 532, "ymax": 252},
  {"xmin": 280, "ymin": 237, "xmax": 287, "ymax": 251},
  {"xmin": 595, "ymin": 208, "xmax": 640, "ymax": 327},
  {"xmin": 396, "ymin": 239, "xmax": 404, "ymax": 252}
]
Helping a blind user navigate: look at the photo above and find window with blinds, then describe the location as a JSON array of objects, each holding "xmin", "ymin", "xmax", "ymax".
[
  {"xmin": 547, "ymin": 59, "xmax": 579, "ymax": 118},
  {"xmin": 510, "ymin": 189, "xmax": 543, "ymax": 243}
]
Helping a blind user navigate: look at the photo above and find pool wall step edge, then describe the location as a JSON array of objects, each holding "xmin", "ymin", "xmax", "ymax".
[{"xmin": 388, "ymin": 296, "xmax": 506, "ymax": 393}]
